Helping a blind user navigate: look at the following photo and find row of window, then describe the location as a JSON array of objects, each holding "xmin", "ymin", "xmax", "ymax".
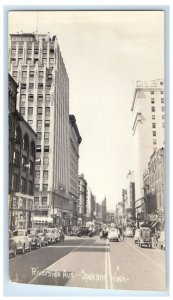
[
  {"xmin": 35, "ymin": 170, "xmax": 49, "ymax": 179},
  {"xmin": 11, "ymin": 58, "xmax": 54, "ymax": 65},
  {"xmin": 36, "ymin": 146, "xmax": 49, "ymax": 153},
  {"xmin": 151, "ymin": 98, "xmax": 164, "ymax": 104},
  {"xmin": 152, "ymin": 115, "xmax": 164, "ymax": 120},
  {"xmin": 151, "ymin": 106, "xmax": 164, "ymax": 112},
  {"xmin": 21, "ymin": 82, "xmax": 52, "ymax": 90},
  {"xmin": 11, "ymin": 48, "xmax": 54, "ymax": 55},
  {"xmin": 13, "ymin": 175, "xmax": 34, "ymax": 195},
  {"xmin": 35, "ymin": 183, "xmax": 48, "ymax": 191},
  {"xmin": 34, "ymin": 196, "xmax": 48, "ymax": 206},
  {"xmin": 21, "ymin": 94, "xmax": 50, "ymax": 102},
  {"xmin": 20, "ymin": 107, "xmax": 50, "ymax": 116}
]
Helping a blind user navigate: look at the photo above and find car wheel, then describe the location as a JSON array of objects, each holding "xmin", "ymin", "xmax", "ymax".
[
  {"xmin": 140, "ymin": 243, "xmax": 143, "ymax": 248},
  {"xmin": 21, "ymin": 244, "xmax": 25, "ymax": 254}
]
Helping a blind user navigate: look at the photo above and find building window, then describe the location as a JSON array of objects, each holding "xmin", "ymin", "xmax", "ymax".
[
  {"xmin": 43, "ymin": 48, "xmax": 47, "ymax": 54},
  {"xmin": 22, "ymin": 156, "xmax": 27, "ymax": 171},
  {"xmin": 43, "ymin": 184, "xmax": 48, "ymax": 191},
  {"xmin": 44, "ymin": 132, "xmax": 50, "ymax": 139},
  {"xmin": 153, "ymin": 139, "xmax": 157, "ymax": 145},
  {"xmin": 42, "ymin": 197, "xmax": 47, "ymax": 205},
  {"xmin": 151, "ymin": 91, "xmax": 154, "ymax": 95},
  {"xmin": 29, "ymin": 161, "xmax": 34, "ymax": 175},
  {"xmin": 35, "ymin": 170, "xmax": 40, "ymax": 178},
  {"xmin": 21, "ymin": 83, "xmax": 26, "ymax": 90},
  {"xmin": 43, "ymin": 58, "xmax": 47, "ymax": 64},
  {"xmin": 12, "ymin": 71, "xmax": 18, "ymax": 77},
  {"xmin": 21, "ymin": 94, "xmax": 26, "ymax": 101},
  {"xmin": 27, "ymin": 48, "xmax": 32, "ymax": 54},
  {"xmin": 153, "ymin": 131, "xmax": 156, "ymax": 136},
  {"xmin": 34, "ymin": 184, "xmax": 40, "ymax": 191},
  {"xmin": 161, "ymin": 98, "xmax": 164, "ymax": 103},
  {"xmin": 152, "ymin": 123, "xmax": 156, "ymax": 128},
  {"xmin": 151, "ymin": 107, "xmax": 155, "ymax": 112},
  {"xmin": 44, "ymin": 146, "xmax": 49, "ymax": 152},
  {"xmin": 18, "ymin": 48, "xmax": 23, "ymax": 55},
  {"xmin": 37, "ymin": 132, "xmax": 42, "ymax": 141},
  {"xmin": 11, "ymin": 48, "xmax": 16, "ymax": 54},
  {"xmin": 45, "ymin": 120, "xmax": 50, "ymax": 127},
  {"xmin": 45, "ymin": 107, "xmax": 50, "ymax": 116},
  {"xmin": 37, "ymin": 120, "xmax": 42, "ymax": 127},
  {"xmin": 36, "ymin": 146, "xmax": 41, "ymax": 153},
  {"xmin": 34, "ymin": 197, "xmax": 39, "ymax": 205},
  {"xmin": 152, "ymin": 115, "xmax": 155, "ymax": 120},
  {"xmin": 37, "ymin": 107, "xmax": 43, "ymax": 114},
  {"xmin": 28, "ymin": 107, "xmax": 33, "ymax": 115},
  {"xmin": 161, "ymin": 91, "xmax": 164, "ymax": 95},
  {"xmin": 43, "ymin": 157, "xmax": 49, "ymax": 165},
  {"xmin": 49, "ymin": 58, "xmax": 54, "ymax": 64},
  {"xmin": 13, "ymin": 174, "xmax": 19, "ymax": 192},
  {"xmin": 22, "ymin": 71, "xmax": 27, "ymax": 77},
  {"xmin": 21, "ymin": 178, "xmax": 27, "ymax": 193},
  {"xmin": 43, "ymin": 171, "xmax": 48, "ymax": 178},
  {"xmin": 27, "ymin": 58, "xmax": 31, "ymax": 64},
  {"xmin": 29, "ymin": 83, "xmax": 34, "ymax": 89},
  {"xmin": 29, "ymin": 71, "xmax": 34, "ymax": 78},
  {"xmin": 160, "ymin": 81, "xmax": 163, "ymax": 85},
  {"xmin": 38, "ymin": 94, "xmax": 43, "ymax": 101},
  {"xmin": 38, "ymin": 83, "xmax": 43, "ymax": 89},
  {"xmin": 45, "ymin": 94, "xmax": 50, "ymax": 101},
  {"xmin": 50, "ymin": 48, "xmax": 54, "ymax": 54},
  {"xmin": 20, "ymin": 107, "xmax": 25, "ymax": 115},
  {"xmin": 151, "ymin": 98, "xmax": 155, "ymax": 104},
  {"xmin": 161, "ymin": 106, "xmax": 164, "ymax": 112},
  {"xmin": 28, "ymin": 94, "xmax": 34, "ymax": 101},
  {"xmin": 34, "ymin": 48, "xmax": 39, "ymax": 54},
  {"xmin": 39, "ymin": 71, "xmax": 44, "ymax": 78}
]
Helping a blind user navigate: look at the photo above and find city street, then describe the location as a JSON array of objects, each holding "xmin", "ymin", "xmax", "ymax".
[{"xmin": 9, "ymin": 235, "xmax": 166, "ymax": 291}]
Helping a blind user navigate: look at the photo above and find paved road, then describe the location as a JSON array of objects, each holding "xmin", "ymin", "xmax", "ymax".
[{"xmin": 9, "ymin": 235, "xmax": 166, "ymax": 291}]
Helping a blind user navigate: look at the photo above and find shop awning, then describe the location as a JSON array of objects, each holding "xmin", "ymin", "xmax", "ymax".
[{"xmin": 32, "ymin": 217, "xmax": 53, "ymax": 223}]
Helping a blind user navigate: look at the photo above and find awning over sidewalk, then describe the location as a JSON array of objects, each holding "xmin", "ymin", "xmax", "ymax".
[{"xmin": 32, "ymin": 216, "xmax": 53, "ymax": 223}]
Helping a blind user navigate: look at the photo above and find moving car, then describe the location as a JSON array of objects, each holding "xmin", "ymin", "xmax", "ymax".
[
  {"xmin": 157, "ymin": 231, "xmax": 165, "ymax": 250},
  {"xmin": 134, "ymin": 229, "xmax": 141, "ymax": 243},
  {"xmin": 108, "ymin": 228, "xmax": 120, "ymax": 242},
  {"xmin": 13, "ymin": 229, "xmax": 31, "ymax": 254},
  {"xmin": 124, "ymin": 227, "xmax": 134, "ymax": 237},
  {"xmin": 27, "ymin": 228, "xmax": 42, "ymax": 249},
  {"xmin": 9, "ymin": 230, "xmax": 16, "ymax": 257},
  {"xmin": 76, "ymin": 226, "xmax": 94, "ymax": 237},
  {"xmin": 138, "ymin": 227, "xmax": 152, "ymax": 248}
]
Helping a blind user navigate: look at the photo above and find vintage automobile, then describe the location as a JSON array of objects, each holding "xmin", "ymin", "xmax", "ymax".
[
  {"xmin": 157, "ymin": 231, "xmax": 165, "ymax": 250},
  {"xmin": 108, "ymin": 228, "xmax": 120, "ymax": 242},
  {"xmin": 38, "ymin": 230, "xmax": 49, "ymax": 246},
  {"xmin": 134, "ymin": 229, "xmax": 141, "ymax": 243},
  {"xmin": 43, "ymin": 228, "xmax": 56, "ymax": 244},
  {"xmin": 124, "ymin": 227, "xmax": 134, "ymax": 237},
  {"xmin": 138, "ymin": 227, "xmax": 152, "ymax": 248},
  {"xmin": 76, "ymin": 226, "xmax": 94, "ymax": 237},
  {"xmin": 51, "ymin": 228, "xmax": 61, "ymax": 243},
  {"xmin": 27, "ymin": 228, "xmax": 42, "ymax": 249},
  {"xmin": 9, "ymin": 230, "xmax": 17, "ymax": 257},
  {"xmin": 13, "ymin": 229, "xmax": 31, "ymax": 254}
]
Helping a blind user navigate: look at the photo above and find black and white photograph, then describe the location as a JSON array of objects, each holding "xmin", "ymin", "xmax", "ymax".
[{"xmin": 7, "ymin": 10, "xmax": 167, "ymax": 292}]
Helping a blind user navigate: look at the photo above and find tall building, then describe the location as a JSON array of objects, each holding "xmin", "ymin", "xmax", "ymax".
[
  {"xmin": 69, "ymin": 115, "xmax": 82, "ymax": 226},
  {"xmin": 9, "ymin": 32, "xmax": 70, "ymax": 226},
  {"xmin": 78, "ymin": 174, "xmax": 87, "ymax": 225},
  {"xmin": 8, "ymin": 73, "xmax": 37, "ymax": 230},
  {"xmin": 102, "ymin": 197, "xmax": 107, "ymax": 223},
  {"xmin": 131, "ymin": 79, "xmax": 164, "ymax": 218}
]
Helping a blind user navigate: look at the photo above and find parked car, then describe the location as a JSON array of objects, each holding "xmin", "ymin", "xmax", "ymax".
[
  {"xmin": 76, "ymin": 226, "xmax": 94, "ymax": 237},
  {"xmin": 124, "ymin": 227, "xmax": 134, "ymax": 237},
  {"xmin": 134, "ymin": 229, "xmax": 141, "ymax": 243},
  {"xmin": 43, "ymin": 228, "xmax": 56, "ymax": 244},
  {"xmin": 157, "ymin": 231, "xmax": 165, "ymax": 250},
  {"xmin": 27, "ymin": 228, "xmax": 42, "ymax": 249},
  {"xmin": 108, "ymin": 228, "xmax": 120, "ymax": 242},
  {"xmin": 58, "ymin": 229, "xmax": 65, "ymax": 242},
  {"xmin": 9, "ymin": 230, "xmax": 17, "ymax": 257},
  {"xmin": 52, "ymin": 228, "xmax": 61, "ymax": 243},
  {"xmin": 38, "ymin": 230, "xmax": 49, "ymax": 246},
  {"xmin": 13, "ymin": 229, "xmax": 31, "ymax": 254},
  {"xmin": 138, "ymin": 227, "xmax": 152, "ymax": 248}
]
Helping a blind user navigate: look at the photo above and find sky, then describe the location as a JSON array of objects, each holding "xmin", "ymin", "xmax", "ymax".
[{"xmin": 8, "ymin": 10, "xmax": 164, "ymax": 211}]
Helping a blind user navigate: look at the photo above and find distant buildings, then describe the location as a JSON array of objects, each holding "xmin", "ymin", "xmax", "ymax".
[
  {"xmin": 131, "ymin": 79, "xmax": 165, "ymax": 221},
  {"xmin": 78, "ymin": 174, "xmax": 87, "ymax": 225},
  {"xmin": 102, "ymin": 197, "xmax": 107, "ymax": 223},
  {"xmin": 8, "ymin": 73, "xmax": 37, "ymax": 230}
]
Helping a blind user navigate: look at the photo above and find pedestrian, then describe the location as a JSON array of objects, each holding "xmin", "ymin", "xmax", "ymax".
[{"xmin": 122, "ymin": 229, "xmax": 125, "ymax": 241}]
